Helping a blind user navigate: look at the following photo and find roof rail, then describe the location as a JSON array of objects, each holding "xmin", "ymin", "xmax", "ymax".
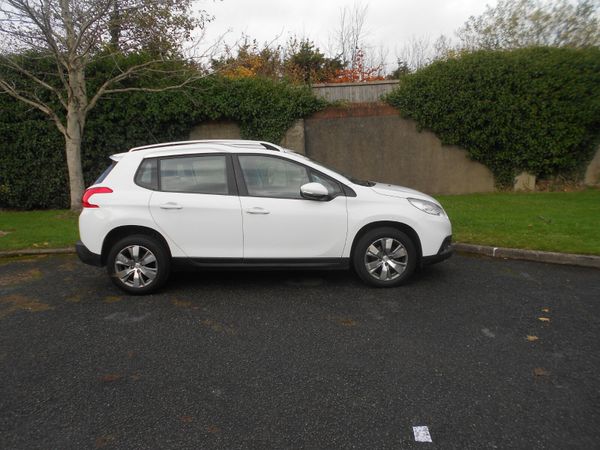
[{"xmin": 128, "ymin": 140, "xmax": 283, "ymax": 152}]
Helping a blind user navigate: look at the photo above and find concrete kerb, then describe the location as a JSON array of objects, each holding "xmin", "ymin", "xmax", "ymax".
[
  {"xmin": 0, "ymin": 247, "xmax": 75, "ymax": 258},
  {"xmin": 1, "ymin": 244, "xmax": 599, "ymax": 270},
  {"xmin": 454, "ymin": 243, "xmax": 600, "ymax": 269}
]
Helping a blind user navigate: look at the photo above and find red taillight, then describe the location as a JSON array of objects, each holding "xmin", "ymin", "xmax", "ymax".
[{"xmin": 81, "ymin": 187, "xmax": 113, "ymax": 208}]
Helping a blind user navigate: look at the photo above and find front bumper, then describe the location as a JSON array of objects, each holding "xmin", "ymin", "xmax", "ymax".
[
  {"xmin": 421, "ymin": 236, "xmax": 453, "ymax": 266},
  {"xmin": 76, "ymin": 241, "xmax": 103, "ymax": 267}
]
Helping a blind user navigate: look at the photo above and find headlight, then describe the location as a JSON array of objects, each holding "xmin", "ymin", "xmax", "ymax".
[{"xmin": 408, "ymin": 198, "xmax": 444, "ymax": 216}]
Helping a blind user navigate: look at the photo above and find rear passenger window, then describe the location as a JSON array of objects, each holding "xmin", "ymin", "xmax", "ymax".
[
  {"xmin": 135, "ymin": 158, "xmax": 158, "ymax": 190},
  {"xmin": 159, "ymin": 155, "xmax": 228, "ymax": 195}
]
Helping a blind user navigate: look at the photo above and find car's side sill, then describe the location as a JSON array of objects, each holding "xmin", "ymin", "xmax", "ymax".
[{"xmin": 172, "ymin": 257, "xmax": 350, "ymax": 270}]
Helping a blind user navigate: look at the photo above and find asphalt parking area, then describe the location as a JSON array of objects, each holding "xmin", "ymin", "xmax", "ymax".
[{"xmin": 1, "ymin": 254, "xmax": 599, "ymax": 449}]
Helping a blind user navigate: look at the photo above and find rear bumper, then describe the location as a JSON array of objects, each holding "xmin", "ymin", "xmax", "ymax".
[
  {"xmin": 421, "ymin": 236, "xmax": 453, "ymax": 266},
  {"xmin": 76, "ymin": 241, "xmax": 103, "ymax": 267}
]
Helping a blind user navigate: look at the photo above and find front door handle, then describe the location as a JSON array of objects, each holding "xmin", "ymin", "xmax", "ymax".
[
  {"xmin": 159, "ymin": 202, "xmax": 183, "ymax": 210},
  {"xmin": 245, "ymin": 207, "xmax": 270, "ymax": 215}
]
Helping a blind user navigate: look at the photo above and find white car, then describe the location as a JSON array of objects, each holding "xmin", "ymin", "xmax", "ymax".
[{"xmin": 77, "ymin": 140, "xmax": 452, "ymax": 294}]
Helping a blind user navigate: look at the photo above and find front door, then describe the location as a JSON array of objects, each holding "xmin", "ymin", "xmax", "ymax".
[{"xmin": 236, "ymin": 154, "xmax": 348, "ymax": 259}]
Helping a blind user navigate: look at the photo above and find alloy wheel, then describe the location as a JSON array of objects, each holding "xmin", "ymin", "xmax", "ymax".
[
  {"xmin": 363, "ymin": 237, "xmax": 408, "ymax": 281},
  {"xmin": 114, "ymin": 245, "xmax": 158, "ymax": 288}
]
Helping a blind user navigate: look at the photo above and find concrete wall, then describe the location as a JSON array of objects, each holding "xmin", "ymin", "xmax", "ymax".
[
  {"xmin": 311, "ymin": 80, "xmax": 399, "ymax": 103},
  {"xmin": 188, "ymin": 114, "xmax": 598, "ymax": 194},
  {"xmin": 187, "ymin": 105, "xmax": 496, "ymax": 195},
  {"xmin": 189, "ymin": 121, "xmax": 241, "ymax": 140},
  {"xmin": 304, "ymin": 104, "xmax": 495, "ymax": 195},
  {"xmin": 189, "ymin": 119, "xmax": 305, "ymax": 154}
]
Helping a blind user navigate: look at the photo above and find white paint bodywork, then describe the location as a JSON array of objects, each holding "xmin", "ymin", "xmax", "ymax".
[
  {"xmin": 239, "ymin": 195, "xmax": 348, "ymax": 258},
  {"xmin": 79, "ymin": 142, "xmax": 452, "ymax": 261}
]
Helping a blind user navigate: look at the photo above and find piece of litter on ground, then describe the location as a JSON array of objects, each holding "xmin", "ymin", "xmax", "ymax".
[
  {"xmin": 413, "ymin": 426, "xmax": 432, "ymax": 442},
  {"xmin": 538, "ymin": 317, "xmax": 551, "ymax": 322},
  {"xmin": 481, "ymin": 328, "xmax": 496, "ymax": 338},
  {"xmin": 526, "ymin": 335, "xmax": 539, "ymax": 342}
]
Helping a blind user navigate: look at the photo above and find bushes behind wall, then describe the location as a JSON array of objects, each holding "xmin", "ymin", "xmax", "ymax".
[{"xmin": 385, "ymin": 47, "xmax": 600, "ymax": 186}]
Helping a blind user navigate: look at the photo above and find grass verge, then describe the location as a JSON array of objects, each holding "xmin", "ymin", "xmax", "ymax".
[
  {"xmin": 437, "ymin": 189, "xmax": 600, "ymax": 255},
  {"xmin": 0, "ymin": 210, "xmax": 78, "ymax": 251}
]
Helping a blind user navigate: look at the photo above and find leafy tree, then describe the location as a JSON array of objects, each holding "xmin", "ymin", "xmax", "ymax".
[
  {"xmin": 106, "ymin": 0, "xmax": 204, "ymax": 53},
  {"xmin": 284, "ymin": 39, "xmax": 342, "ymax": 85},
  {"xmin": 211, "ymin": 36, "xmax": 343, "ymax": 85},
  {"xmin": 331, "ymin": 48, "xmax": 384, "ymax": 83},
  {"xmin": 210, "ymin": 36, "xmax": 284, "ymax": 79},
  {"xmin": 457, "ymin": 0, "xmax": 600, "ymax": 50},
  {"xmin": 0, "ymin": 0, "xmax": 209, "ymax": 210}
]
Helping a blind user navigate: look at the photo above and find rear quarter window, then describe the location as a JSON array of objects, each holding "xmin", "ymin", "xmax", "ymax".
[
  {"xmin": 135, "ymin": 158, "xmax": 159, "ymax": 190},
  {"xmin": 94, "ymin": 161, "xmax": 117, "ymax": 184}
]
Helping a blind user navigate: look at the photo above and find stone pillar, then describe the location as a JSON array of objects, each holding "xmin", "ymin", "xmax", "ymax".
[
  {"xmin": 584, "ymin": 147, "xmax": 600, "ymax": 187},
  {"xmin": 279, "ymin": 119, "xmax": 305, "ymax": 154},
  {"xmin": 514, "ymin": 172, "xmax": 536, "ymax": 191}
]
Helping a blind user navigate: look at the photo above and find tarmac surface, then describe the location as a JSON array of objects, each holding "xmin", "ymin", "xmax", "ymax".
[{"xmin": 1, "ymin": 254, "xmax": 599, "ymax": 449}]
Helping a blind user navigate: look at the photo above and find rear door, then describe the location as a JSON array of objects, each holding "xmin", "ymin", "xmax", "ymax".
[{"xmin": 147, "ymin": 154, "xmax": 243, "ymax": 258}]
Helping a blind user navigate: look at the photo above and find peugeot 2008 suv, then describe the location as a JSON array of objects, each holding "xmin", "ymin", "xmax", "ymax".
[{"xmin": 77, "ymin": 140, "xmax": 453, "ymax": 294}]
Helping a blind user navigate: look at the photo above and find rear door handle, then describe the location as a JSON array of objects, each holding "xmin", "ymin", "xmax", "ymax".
[
  {"xmin": 245, "ymin": 207, "xmax": 270, "ymax": 215},
  {"xmin": 159, "ymin": 202, "xmax": 182, "ymax": 210}
]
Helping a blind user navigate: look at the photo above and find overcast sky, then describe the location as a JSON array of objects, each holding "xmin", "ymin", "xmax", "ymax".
[{"xmin": 198, "ymin": 0, "xmax": 499, "ymax": 68}]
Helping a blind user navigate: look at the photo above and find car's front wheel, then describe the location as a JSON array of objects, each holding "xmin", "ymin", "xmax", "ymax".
[
  {"xmin": 353, "ymin": 227, "xmax": 417, "ymax": 287},
  {"xmin": 107, "ymin": 234, "xmax": 170, "ymax": 294}
]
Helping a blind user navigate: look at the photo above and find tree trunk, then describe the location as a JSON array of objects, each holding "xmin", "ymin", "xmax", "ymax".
[
  {"xmin": 65, "ymin": 109, "xmax": 86, "ymax": 211},
  {"xmin": 65, "ymin": 60, "xmax": 88, "ymax": 211}
]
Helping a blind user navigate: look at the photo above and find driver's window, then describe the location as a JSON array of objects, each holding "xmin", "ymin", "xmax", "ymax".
[{"xmin": 238, "ymin": 155, "xmax": 310, "ymax": 198}]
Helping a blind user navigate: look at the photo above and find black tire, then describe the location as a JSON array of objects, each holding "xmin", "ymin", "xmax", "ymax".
[
  {"xmin": 353, "ymin": 227, "xmax": 417, "ymax": 287},
  {"xmin": 106, "ymin": 234, "xmax": 170, "ymax": 295}
]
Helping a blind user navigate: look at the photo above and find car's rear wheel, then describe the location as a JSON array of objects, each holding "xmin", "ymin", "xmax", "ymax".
[
  {"xmin": 107, "ymin": 234, "xmax": 170, "ymax": 295},
  {"xmin": 353, "ymin": 227, "xmax": 417, "ymax": 287}
]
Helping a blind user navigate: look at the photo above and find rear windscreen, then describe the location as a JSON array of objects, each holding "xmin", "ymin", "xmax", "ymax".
[{"xmin": 94, "ymin": 161, "xmax": 118, "ymax": 184}]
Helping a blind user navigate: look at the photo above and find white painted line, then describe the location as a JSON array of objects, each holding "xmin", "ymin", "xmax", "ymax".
[{"xmin": 413, "ymin": 426, "xmax": 432, "ymax": 443}]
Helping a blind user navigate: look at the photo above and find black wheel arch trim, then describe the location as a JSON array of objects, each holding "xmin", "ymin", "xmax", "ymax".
[
  {"xmin": 350, "ymin": 221, "xmax": 423, "ymax": 262},
  {"xmin": 101, "ymin": 225, "xmax": 172, "ymax": 266}
]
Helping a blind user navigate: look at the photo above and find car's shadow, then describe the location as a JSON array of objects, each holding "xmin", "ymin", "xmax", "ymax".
[{"xmin": 165, "ymin": 263, "xmax": 449, "ymax": 292}]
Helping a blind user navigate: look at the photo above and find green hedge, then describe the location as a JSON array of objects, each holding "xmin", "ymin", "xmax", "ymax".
[
  {"xmin": 385, "ymin": 47, "xmax": 600, "ymax": 185},
  {"xmin": 0, "ymin": 58, "xmax": 325, "ymax": 209}
]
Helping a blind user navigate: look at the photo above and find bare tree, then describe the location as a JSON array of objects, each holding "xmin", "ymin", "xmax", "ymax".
[
  {"xmin": 332, "ymin": 1, "xmax": 370, "ymax": 71},
  {"xmin": 397, "ymin": 35, "xmax": 433, "ymax": 71},
  {"xmin": 0, "ymin": 0, "xmax": 211, "ymax": 209},
  {"xmin": 432, "ymin": 34, "xmax": 455, "ymax": 61},
  {"xmin": 457, "ymin": 0, "xmax": 600, "ymax": 50}
]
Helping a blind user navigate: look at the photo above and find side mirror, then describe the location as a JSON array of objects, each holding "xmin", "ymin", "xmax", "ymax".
[{"xmin": 300, "ymin": 182, "xmax": 329, "ymax": 201}]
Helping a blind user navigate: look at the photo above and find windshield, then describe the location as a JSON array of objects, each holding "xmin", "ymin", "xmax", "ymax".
[{"xmin": 299, "ymin": 154, "xmax": 375, "ymax": 187}]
